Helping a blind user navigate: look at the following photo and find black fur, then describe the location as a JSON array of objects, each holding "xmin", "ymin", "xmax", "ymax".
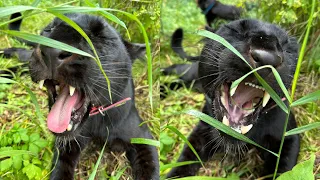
[
  {"xmin": 164, "ymin": 19, "xmax": 300, "ymax": 179},
  {"xmin": 197, "ymin": 0, "xmax": 242, "ymax": 26},
  {"xmin": 23, "ymin": 13, "xmax": 158, "ymax": 180}
]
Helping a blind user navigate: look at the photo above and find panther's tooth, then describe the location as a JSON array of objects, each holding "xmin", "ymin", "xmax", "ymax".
[
  {"xmin": 231, "ymin": 127, "xmax": 241, "ymax": 133},
  {"xmin": 69, "ymin": 86, "xmax": 75, "ymax": 96},
  {"xmin": 39, "ymin": 80, "xmax": 44, "ymax": 89},
  {"xmin": 241, "ymin": 124, "xmax": 253, "ymax": 134},
  {"xmin": 262, "ymin": 91, "xmax": 271, "ymax": 107},
  {"xmin": 67, "ymin": 123, "xmax": 73, "ymax": 131},
  {"xmin": 230, "ymin": 84, "xmax": 238, "ymax": 97},
  {"xmin": 55, "ymin": 85, "xmax": 60, "ymax": 93},
  {"xmin": 221, "ymin": 96, "xmax": 226, "ymax": 107},
  {"xmin": 222, "ymin": 116, "xmax": 229, "ymax": 126}
]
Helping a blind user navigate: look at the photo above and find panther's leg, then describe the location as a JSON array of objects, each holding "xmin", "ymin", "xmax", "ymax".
[
  {"xmin": 50, "ymin": 136, "xmax": 90, "ymax": 180},
  {"xmin": 126, "ymin": 143, "xmax": 159, "ymax": 180},
  {"xmin": 259, "ymin": 134, "xmax": 299, "ymax": 178},
  {"xmin": 115, "ymin": 108, "xmax": 159, "ymax": 180},
  {"xmin": 167, "ymin": 121, "xmax": 222, "ymax": 178}
]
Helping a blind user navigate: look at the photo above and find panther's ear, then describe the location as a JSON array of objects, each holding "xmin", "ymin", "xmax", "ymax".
[{"xmin": 122, "ymin": 39, "xmax": 146, "ymax": 62}]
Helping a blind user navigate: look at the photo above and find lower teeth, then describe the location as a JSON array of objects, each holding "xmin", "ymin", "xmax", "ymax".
[{"xmin": 67, "ymin": 122, "xmax": 73, "ymax": 131}]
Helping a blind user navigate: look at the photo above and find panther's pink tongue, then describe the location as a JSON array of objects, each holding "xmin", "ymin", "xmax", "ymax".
[{"xmin": 47, "ymin": 86, "xmax": 79, "ymax": 133}]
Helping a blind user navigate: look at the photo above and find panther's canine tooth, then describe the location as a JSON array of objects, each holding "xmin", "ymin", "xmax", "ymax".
[
  {"xmin": 222, "ymin": 116, "xmax": 229, "ymax": 126},
  {"xmin": 241, "ymin": 124, "xmax": 253, "ymax": 134},
  {"xmin": 262, "ymin": 91, "xmax": 271, "ymax": 107},
  {"xmin": 39, "ymin": 80, "xmax": 44, "ymax": 89},
  {"xmin": 247, "ymin": 109, "xmax": 255, "ymax": 114},
  {"xmin": 221, "ymin": 96, "xmax": 226, "ymax": 107},
  {"xmin": 231, "ymin": 127, "xmax": 241, "ymax": 133},
  {"xmin": 55, "ymin": 85, "xmax": 60, "ymax": 93},
  {"xmin": 230, "ymin": 84, "xmax": 238, "ymax": 97},
  {"xmin": 69, "ymin": 86, "xmax": 76, "ymax": 96},
  {"xmin": 67, "ymin": 123, "xmax": 73, "ymax": 131}
]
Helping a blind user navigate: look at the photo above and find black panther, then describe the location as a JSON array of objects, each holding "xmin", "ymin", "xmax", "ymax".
[
  {"xmin": 6, "ymin": 13, "xmax": 159, "ymax": 180},
  {"xmin": 163, "ymin": 19, "xmax": 300, "ymax": 178},
  {"xmin": 197, "ymin": 0, "xmax": 242, "ymax": 27}
]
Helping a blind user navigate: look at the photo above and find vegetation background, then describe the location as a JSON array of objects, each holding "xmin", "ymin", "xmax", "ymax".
[
  {"xmin": 0, "ymin": 0, "xmax": 160, "ymax": 179},
  {"xmin": 160, "ymin": 0, "xmax": 320, "ymax": 179}
]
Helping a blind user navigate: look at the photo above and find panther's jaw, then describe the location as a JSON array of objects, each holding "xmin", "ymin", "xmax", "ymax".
[
  {"xmin": 218, "ymin": 79, "xmax": 271, "ymax": 134},
  {"xmin": 40, "ymin": 79, "xmax": 90, "ymax": 134}
]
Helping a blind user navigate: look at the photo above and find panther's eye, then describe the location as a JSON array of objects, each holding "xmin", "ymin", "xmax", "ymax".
[{"xmin": 58, "ymin": 52, "xmax": 73, "ymax": 60}]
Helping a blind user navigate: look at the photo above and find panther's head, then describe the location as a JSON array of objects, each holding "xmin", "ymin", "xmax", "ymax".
[
  {"xmin": 199, "ymin": 19, "xmax": 298, "ymax": 138},
  {"xmin": 197, "ymin": 0, "xmax": 216, "ymax": 11},
  {"xmin": 29, "ymin": 14, "xmax": 145, "ymax": 136}
]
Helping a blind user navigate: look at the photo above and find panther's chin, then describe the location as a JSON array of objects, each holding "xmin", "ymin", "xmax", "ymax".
[
  {"xmin": 41, "ymin": 79, "xmax": 90, "ymax": 134},
  {"xmin": 216, "ymin": 77, "xmax": 271, "ymax": 135}
]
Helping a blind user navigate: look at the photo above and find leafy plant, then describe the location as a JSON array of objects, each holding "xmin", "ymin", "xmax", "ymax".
[{"xmin": 0, "ymin": 123, "xmax": 52, "ymax": 179}]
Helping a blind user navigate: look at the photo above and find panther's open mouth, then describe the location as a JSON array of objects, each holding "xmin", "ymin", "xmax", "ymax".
[
  {"xmin": 39, "ymin": 79, "xmax": 90, "ymax": 134},
  {"xmin": 218, "ymin": 78, "xmax": 271, "ymax": 134}
]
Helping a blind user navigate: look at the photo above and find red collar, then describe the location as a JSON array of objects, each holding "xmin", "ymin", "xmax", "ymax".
[{"xmin": 89, "ymin": 97, "xmax": 131, "ymax": 116}]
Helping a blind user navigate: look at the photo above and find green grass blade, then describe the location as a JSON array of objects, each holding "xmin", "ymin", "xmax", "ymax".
[
  {"xmin": 186, "ymin": 110, "xmax": 278, "ymax": 157},
  {"xmin": 82, "ymin": 0, "xmax": 129, "ymax": 36},
  {"xmin": 291, "ymin": 90, "xmax": 320, "ymax": 107},
  {"xmin": 46, "ymin": 6, "xmax": 112, "ymax": 13},
  {"xmin": 88, "ymin": 130, "xmax": 109, "ymax": 180},
  {"xmin": 113, "ymin": 166, "xmax": 129, "ymax": 180},
  {"xmin": 230, "ymin": 65, "xmax": 290, "ymax": 113},
  {"xmin": 0, "ymin": 6, "xmax": 39, "ymax": 17},
  {"xmin": 0, "ymin": 77, "xmax": 17, "ymax": 84},
  {"xmin": 0, "ymin": 77, "xmax": 49, "ymax": 138},
  {"xmin": 166, "ymin": 125, "xmax": 204, "ymax": 167},
  {"xmin": 22, "ymin": 84, "xmax": 50, "ymax": 139},
  {"xmin": 196, "ymin": 29, "xmax": 249, "ymax": 67},
  {"xmin": 173, "ymin": 176, "xmax": 238, "ymax": 180},
  {"xmin": 46, "ymin": 5, "xmax": 153, "ymax": 111},
  {"xmin": 31, "ymin": 0, "xmax": 41, "ymax": 7},
  {"xmin": 285, "ymin": 122, "xmax": 320, "ymax": 136},
  {"xmin": 113, "ymin": 10, "xmax": 153, "ymax": 112},
  {"xmin": 0, "ymin": 150, "xmax": 36, "ymax": 158},
  {"xmin": 130, "ymin": 138, "xmax": 160, "ymax": 147},
  {"xmin": 2, "ymin": 30, "xmax": 94, "ymax": 58},
  {"xmin": 232, "ymin": 65, "xmax": 291, "ymax": 103},
  {"xmin": 254, "ymin": 74, "xmax": 288, "ymax": 114},
  {"xmin": 196, "ymin": 30, "xmax": 289, "ymax": 113},
  {"xmin": 160, "ymin": 161, "xmax": 199, "ymax": 171},
  {"xmin": 46, "ymin": 11, "xmax": 112, "ymax": 102},
  {"xmin": 290, "ymin": 0, "xmax": 316, "ymax": 99}
]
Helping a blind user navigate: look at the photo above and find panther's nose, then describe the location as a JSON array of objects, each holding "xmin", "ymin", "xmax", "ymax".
[
  {"xmin": 250, "ymin": 49, "xmax": 283, "ymax": 67},
  {"xmin": 249, "ymin": 34, "xmax": 284, "ymax": 67},
  {"xmin": 41, "ymin": 47, "xmax": 73, "ymax": 67}
]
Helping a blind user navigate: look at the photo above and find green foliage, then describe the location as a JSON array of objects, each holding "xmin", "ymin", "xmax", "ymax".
[
  {"xmin": 276, "ymin": 154, "xmax": 315, "ymax": 180},
  {"xmin": 0, "ymin": 124, "xmax": 52, "ymax": 179}
]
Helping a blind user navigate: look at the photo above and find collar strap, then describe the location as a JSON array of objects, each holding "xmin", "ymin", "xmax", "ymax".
[
  {"xmin": 202, "ymin": 1, "xmax": 215, "ymax": 15},
  {"xmin": 89, "ymin": 97, "xmax": 131, "ymax": 117}
]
